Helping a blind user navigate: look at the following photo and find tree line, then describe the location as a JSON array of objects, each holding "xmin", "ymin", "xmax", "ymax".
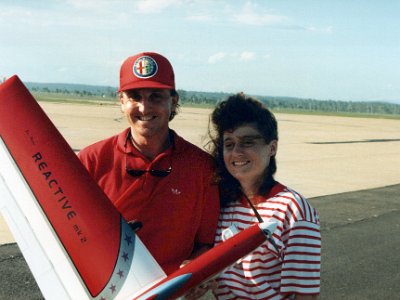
[
  {"xmin": 178, "ymin": 90, "xmax": 400, "ymax": 116},
  {"xmin": 27, "ymin": 83, "xmax": 400, "ymax": 116}
]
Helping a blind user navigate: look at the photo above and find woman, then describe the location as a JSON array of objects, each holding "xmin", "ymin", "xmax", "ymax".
[{"xmin": 209, "ymin": 93, "xmax": 321, "ymax": 299}]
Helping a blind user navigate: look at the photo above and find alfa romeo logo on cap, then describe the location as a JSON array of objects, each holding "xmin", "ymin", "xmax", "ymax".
[{"xmin": 133, "ymin": 56, "xmax": 158, "ymax": 78}]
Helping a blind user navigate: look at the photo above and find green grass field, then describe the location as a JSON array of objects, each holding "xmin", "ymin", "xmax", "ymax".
[{"xmin": 33, "ymin": 92, "xmax": 400, "ymax": 120}]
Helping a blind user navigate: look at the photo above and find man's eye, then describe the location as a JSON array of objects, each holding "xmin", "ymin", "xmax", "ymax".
[
  {"xmin": 126, "ymin": 92, "xmax": 140, "ymax": 101},
  {"xmin": 150, "ymin": 93, "xmax": 164, "ymax": 102}
]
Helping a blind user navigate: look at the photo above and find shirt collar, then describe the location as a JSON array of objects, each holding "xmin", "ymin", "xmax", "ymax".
[{"xmin": 117, "ymin": 128, "xmax": 185, "ymax": 158}]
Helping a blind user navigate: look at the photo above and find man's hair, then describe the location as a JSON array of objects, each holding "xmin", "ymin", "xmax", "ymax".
[
  {"xmin": 209, "ymin": 92, "xmax": 278, "ymax": 206},
  {"xmin": 169, "ymin": 89, "xmax": 180, "ymax": 121}
]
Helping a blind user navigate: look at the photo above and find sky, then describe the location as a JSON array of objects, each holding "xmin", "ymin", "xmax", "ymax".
[{"xmin": 1, "ymin": 0, "xmax": 400, "ymax": 103}]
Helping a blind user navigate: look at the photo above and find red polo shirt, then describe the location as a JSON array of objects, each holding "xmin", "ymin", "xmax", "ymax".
[{"xmin": 78, "ymin": 128, "xmax": 220, "ymax": 274}]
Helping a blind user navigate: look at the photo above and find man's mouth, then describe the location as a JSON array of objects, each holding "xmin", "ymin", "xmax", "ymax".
[{"xmin": 137, "ymin": 116, "xmax": 156, "ymax": 121}]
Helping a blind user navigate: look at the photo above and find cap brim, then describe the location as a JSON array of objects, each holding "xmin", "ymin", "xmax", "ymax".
[{"xmin": 119, "ymin": 81, "xmax": 175, "ymax": 92}]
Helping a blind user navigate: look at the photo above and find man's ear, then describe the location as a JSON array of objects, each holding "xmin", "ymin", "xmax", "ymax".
[
  {"xmin": 172, "ymin": 93, "xmax": 179, "ymax": 109},
  {"xmin": 171, "ymin": 93, "xmax": 179, "ymax": 114},
  {"xmin": 119, "ymin": 92, "xmax": 126, "ymax": 113}
]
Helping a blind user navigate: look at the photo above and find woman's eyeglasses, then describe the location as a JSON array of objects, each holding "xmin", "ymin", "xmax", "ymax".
[
  {"xmin": 223, "ymin": 135, "xmax": 265, "ymax": 152},
  {"xmin": 125, "ymin": 166, "xmax": 172, "ymax": 177}
]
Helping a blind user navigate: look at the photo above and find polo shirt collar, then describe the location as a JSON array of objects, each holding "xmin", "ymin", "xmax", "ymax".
[{"xmin": 116, "ymin": 128, "xmax": 187, "ymax": 158}]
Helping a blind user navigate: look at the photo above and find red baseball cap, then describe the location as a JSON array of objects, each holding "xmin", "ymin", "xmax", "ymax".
[{"xmin": 119, "ymin": 52, "xmax": 175, "ymax": 92}]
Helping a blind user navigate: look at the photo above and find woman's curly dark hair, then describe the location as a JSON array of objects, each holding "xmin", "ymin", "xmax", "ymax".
[{"xmin": 209, "ymin": 92, "xmax": 278, "ymax": 207}]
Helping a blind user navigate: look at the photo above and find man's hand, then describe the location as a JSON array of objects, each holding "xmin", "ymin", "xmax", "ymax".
[
  {"xmin": 179, "ymin": 243, "xmax": 218, "ymax": 300},
  {"xmin": 181, "ymin": 279, "xmax": 218, "ymax": 300}
]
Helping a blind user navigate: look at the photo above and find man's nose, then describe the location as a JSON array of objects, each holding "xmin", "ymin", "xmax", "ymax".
[{"xmin": 136, "ymin": 97, "xmax": 152, "ymax": 113}]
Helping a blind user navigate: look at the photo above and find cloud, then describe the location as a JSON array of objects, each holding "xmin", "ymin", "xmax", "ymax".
[
  {"xmin": 306, "ymin": 25, "xmax": 333, "ymax": 34},
  {"xmin": 230, "ymin": 1, "xmax": 331, "ymax": 34},
  {"xmin": 186, "ymin": 14, "xmax": 213, "ymax": 22},
  {"xmin": 57, "ymin": 67, "xmax": 69, "ymax": 73},
  {"xmin": 239, "ymin": 51, "xmax": 256, "ymax": 61},
  {"xmin": 208, "ymin": 52, "xmax": 226, "ymax": 64},
  {"xmin": 0, "ymin": 7, "xmax": 34, "ymax": 24},
  {"xmin": 0, "ymin": 7, "xmax": 61, "ymax": 29},
  {"xmin": 66, "ymin": 0, "xmax": 122, "ymax": 12},
  {"xmin": 262, "ymin": 53, "xmax": 271, "ymax": 59},
  {"xmin": 232, "ymin": 2, "xmax": 288, "ymax": 26},
  {"xmin": 208, "ymin": 51, "xmax": 258, "ymax": 64},
  {"xmin": 68, "ymin": 0, "xmax": 185, "ymax": 14},
  {"xmin": 135, "ymin": 0, "xmax": 185, "ymax": 14}
]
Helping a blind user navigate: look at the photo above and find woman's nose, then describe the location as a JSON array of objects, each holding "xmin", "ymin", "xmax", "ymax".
[{"xmin": 232, "ymin": 143, "xmax": 244, "ymax": 154}]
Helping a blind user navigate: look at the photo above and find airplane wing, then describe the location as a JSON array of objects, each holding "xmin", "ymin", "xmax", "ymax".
[
  {"xmin": 0, "ymin": 76, "xmax": 276, "ymax": 300},
  {"xmin": 0, "ymin": 75, "xmax": 166, "ymax": 300}
]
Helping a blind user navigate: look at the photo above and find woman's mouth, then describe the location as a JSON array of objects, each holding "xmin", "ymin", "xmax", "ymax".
[{"xmin": 232, "ymin": 160, "xmax": 250, "ymax": 166}]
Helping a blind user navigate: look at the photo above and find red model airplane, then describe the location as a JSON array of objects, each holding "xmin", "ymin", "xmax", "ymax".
[{"xmin": 0, "ymin": 76, "xmax": 277, "ymax": 300}]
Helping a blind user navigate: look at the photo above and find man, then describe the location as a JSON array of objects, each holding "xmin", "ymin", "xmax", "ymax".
[{"xmin": 78, "ymin": 52, "xmax": 220, "ymax": 275}]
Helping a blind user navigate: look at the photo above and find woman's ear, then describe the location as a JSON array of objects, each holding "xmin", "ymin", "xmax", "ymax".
[{"xmin": 269, "ymin": 140, "xmax": 278, "ymax": 156}]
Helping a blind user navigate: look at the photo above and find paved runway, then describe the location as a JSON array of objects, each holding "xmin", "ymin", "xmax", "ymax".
[
  {"xmin": 1, "ymin": 184, "xmax": 399, "ymax": 300},
  {"xmin": 1, "ymin": 105, "xmax": 399, "ymax": 298}
]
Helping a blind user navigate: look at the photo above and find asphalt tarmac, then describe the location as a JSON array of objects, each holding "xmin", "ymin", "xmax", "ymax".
[{"xmin": 1, "ymin": 184, "xmax": 399, "ymax": 300}]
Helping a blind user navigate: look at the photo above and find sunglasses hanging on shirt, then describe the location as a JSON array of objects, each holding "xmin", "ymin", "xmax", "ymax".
[
  {"xmin": 124, "ymin": 131, "xmax": 173, "ymax": 178},
  {"xmin": 125, "ymin": 165, "xmax": 172, "ymax": 177}
]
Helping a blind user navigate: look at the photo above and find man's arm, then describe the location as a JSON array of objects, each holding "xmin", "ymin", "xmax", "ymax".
[
  {"xmin": 180, "ymin": 243, "xmax": 213, "ymax": 268},
  {"xmin": 190, "ymin": 243, "xmax": 214, "ymax": 259}
]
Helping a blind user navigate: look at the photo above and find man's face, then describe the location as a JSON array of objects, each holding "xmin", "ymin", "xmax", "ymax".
[{"xmin": 120, "ymin": 88, "xmax": 178, "ymax": 139}]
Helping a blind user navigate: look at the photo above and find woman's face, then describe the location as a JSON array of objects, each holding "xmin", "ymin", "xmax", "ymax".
[{"xmin": 223, "ymin": 124, "xmax": 277, "ymax": 192}]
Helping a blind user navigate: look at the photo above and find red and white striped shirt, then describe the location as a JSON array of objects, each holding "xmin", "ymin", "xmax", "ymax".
[{"xmin": 214, "ymin": 182, "xmax": 321, "ymax": 299}]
